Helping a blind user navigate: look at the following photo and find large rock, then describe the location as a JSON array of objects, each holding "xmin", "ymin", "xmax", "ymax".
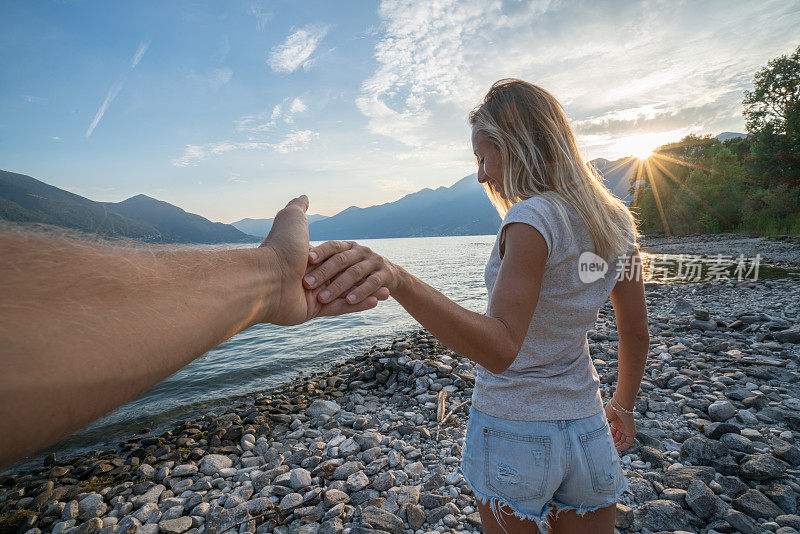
[
  {"xmin": 680, "ymin": 436, "xmax": 726, "ymax": 465},
  {"xmin": 403, "ymin": 504, "xmax": 426, "ymax": 530},
  {"xmin": 685, "ymin": 480, "xmax": 717, "ymax": 519},
  {"xmin": 289, "ymin": 468, "xmax": 312, "ymax": 491},
  {"xmin": 159, "ymin": 517, "xmax": 192, "ymax": 534},
  {"xmin": 708, "ymin": 400, "xmax": 736, "ymax": 421},
  {"xmin": 360, "ymin": 506, "xmax": 403, "ymax": 534},
  {"xmin": 205, "ymin": 505, "xmax": 253, "ymax": 534},
  {"xmin": 740, "ymin": 454, "xmax": 789, "ymax": 481},
  {"xmin": 732, "ymin": 489, "xmax": 785, "ymax": 519},
  {"xmin": 200, "ymin": 454, "xmax": 233, "ymax": 476},
  {"xmin": 663, "ymin": 466, "xmax": 716, "ymax": 490},
  {"xmin": 307, "ymin": 399, "xmax": 340, "ymax": 418},
  {"xmin": 633, "ymin": 500, "xmax": 687, "ymax": 531}
]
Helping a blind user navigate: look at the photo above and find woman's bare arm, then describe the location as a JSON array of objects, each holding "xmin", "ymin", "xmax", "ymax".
[
  {"xmin": 303, "ymin": 223, "xmax": 548, "ymax": 374},
  {"xmin": 605, "ymin": 248, "xmax": 649, "ymax": 451}
]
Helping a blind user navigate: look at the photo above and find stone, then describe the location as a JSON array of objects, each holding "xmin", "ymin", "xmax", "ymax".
[
  {"xmin": 740, "ymin": 454, "xmax": 789, "ymax": 481},
  {"xmin": 633, "ymin": 500, "xmax": 687, "ymax": 531},
  {"xmin": 615, "ymin": 503, "xmax": 634, "ymax": 530},
  {"xmin": 279, "ymin": 493, "xmax": 303, "ymax": 510},
  {"xmin": 289, "ymin": 468, "xmax": 312, "ymax": 490},
  {"xmin": 387, "ymin": 486, "xmax": 419, "ymax": 506},
  {"xmin": 403, "ymin": 461, "xmax": 424, "ymax": 477},
  {"xmin": 200, "ymin": 455, "xmax": 233, "ymax": 476},
  {"xmin": 137, "ymin": 464, "xmax": 157, "ymax": 479},
  {"xmin": 318, "ymin": 517, "xmax": 343, "ymax": 534},
  {"xmin": 764, "ymin": 483, "xmax": 798, "ymax": 515},
  {"xmin": 159, "ymin": 517, "xmax": 192, "ymax": 534},
  {"xmin": 323, "ymin": 489, "xmax": 349, "ymax": 508},
  {"xmin": 685, "ymin": 480, "xmax": 717, "ymax": 520},
  {"xmin": 725, "ymin": 510, "xmax": 758, "ymax": 534},
  {"xmin": 371, "ymin": 471, "xmax": 395, "ymax": 491},
  {"xmin": 171, "ymin": 464, "xmax": 198, "ymax": 477},
  {"xmin": 664, "ymin": 466, "xmax": 716, "ymax": 490},
  {"xmin": 205, "ymin": 505, "xmax": 253, "ymax": 534},
  {"xmin": 77, "ymin": 518, "xmax": 103, "ymax": 534},
  {"xmin": 680, "ymin": 436, "xmax": 725, "ymax": 465},
  {"xmin": 78, "ymin": 494, "xmax": 107, "ymax": 520},
  {"xmin": 733, "ymin": 489, "xmax": 785, "ymax": 519},
  {"xmin": 307, "ymin": 400, "xmax": 341, "ymax": 418},
  {"xmin": 403, "ymin": 503, "xmax": 426, "ymax": 530},
  {"xmin": 708, "ymin": 400, "xmax": 736, "ymax": 421},
  {"xmin": 360, "ymin": 506, "xmax": 403, "ymax": 534},
  {"xmin": 346, "ymin": 471, "xmax": 369, "ymax": 492}
]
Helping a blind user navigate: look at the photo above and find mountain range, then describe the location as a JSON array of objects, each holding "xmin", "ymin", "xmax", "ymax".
[
  {"xmin": 0, "ymin": 133, "xmax": 743, "ymax": 243},
  {"xmin": 0, "ymin": 170, "xmax": 257, "ymax": 243}
]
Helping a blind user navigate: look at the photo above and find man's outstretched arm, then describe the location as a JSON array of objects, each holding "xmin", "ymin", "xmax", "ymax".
[{"xmin": 0, "ymin": 196, "xmax": 387, "ymax": 468}]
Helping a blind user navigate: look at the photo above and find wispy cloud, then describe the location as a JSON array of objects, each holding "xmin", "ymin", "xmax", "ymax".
[
  {"xmin": 268, "ymin": 24, "xmax": 329, "ymax": 73},
  {"xmin": 85, "ymin": 78, "xmax": 126, "ymax": 138},
  {"xmin": 248, "ymin": 4, "xmax": 272, "ymax": 31},
  {"xmin": 23, "ymin": 95, "xmax": 48, "ymax": 104},
  {"xmin": 235, "ymin": 96, "xmax": 307, "ymax": 132},
  {"xmin": 85, "ymin": 39, "xmax": 150, "ymax": 138},
  {"xmin": 172, "ymin": 130, "xmax": 318, "ymax": 167},
  {"xmin": 50, "ymin": 136, "xmax": 62, "ymax": 141},
  {"xmin": 130, "ymin": 40, "xmax": 150, "ymax": 68},
  {"xmin": 357, "ymin": 0, "xmax": 800, "ymax": 160}
]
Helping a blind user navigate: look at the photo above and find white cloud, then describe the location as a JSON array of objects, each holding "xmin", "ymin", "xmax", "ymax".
[
  {"xmin": 357, "ymin": 0, "xmax": 800, "ymax": 159},
  {"xmin": 172, "ymin": 130, "xmax": 318, "ymax": 167},
  {"xmin": 50, "ymin": 136, "xmax": 62, "ymax": 141},
  {"xmin": 289, "ymin": 97, "xmax": 307, "ymax": 114},
  {"xmin": 268, "ymin": 25, "xmax": 329, "ymax": 73}
]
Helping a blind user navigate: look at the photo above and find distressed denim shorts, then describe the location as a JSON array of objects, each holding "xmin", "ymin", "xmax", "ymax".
[{"xmin": 458, "ymin": 405, "xmax": 628, "ymax": 532}]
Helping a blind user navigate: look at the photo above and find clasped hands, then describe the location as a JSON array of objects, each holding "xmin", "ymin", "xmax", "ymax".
[{"xmin": 259, "ymin": 196, "xmax": 399, "ymax": 325}]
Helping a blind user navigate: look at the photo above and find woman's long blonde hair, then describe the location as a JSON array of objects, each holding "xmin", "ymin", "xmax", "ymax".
[{"xmin": 469, "ymin": 78, "xmax": 639, "ymax": 261}]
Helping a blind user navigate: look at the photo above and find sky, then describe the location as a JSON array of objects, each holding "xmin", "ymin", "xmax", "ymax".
[{"xmin": 1, "ymin": 0, "xmax": 799, "ymax": 223}]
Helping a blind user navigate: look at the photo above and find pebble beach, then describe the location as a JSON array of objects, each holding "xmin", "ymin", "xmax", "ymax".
[{"xmin": 2, "ymin": 238, "xmax": 800, "ymax": 534}]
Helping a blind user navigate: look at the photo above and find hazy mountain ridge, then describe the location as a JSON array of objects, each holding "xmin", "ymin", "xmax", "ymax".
[
  {"xmin": 0, "ymin": 170, "xmax": 257, "ymax": 244},
  {"xmin": 232, "ymin": 214, "xmax": 328, "ymax": 238},
  {"xmin": 308, "ymin": 174, "xmax": 501, "ymax": 240}
]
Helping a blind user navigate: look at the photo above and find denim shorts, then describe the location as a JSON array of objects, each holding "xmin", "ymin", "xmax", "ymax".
[{"xmin": 458, "ymin": 405, "xmax": 628, "ymax": 532}]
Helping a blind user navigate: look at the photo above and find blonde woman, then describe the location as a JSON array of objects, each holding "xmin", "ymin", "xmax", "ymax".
[{"xmin": 303, "ymin": 79, "xmax": 649, "ymax": 534}]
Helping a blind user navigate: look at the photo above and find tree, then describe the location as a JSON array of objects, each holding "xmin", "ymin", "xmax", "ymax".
[
  {"xmin": 743, "ymin": 45, "xmax": 800, "ymax": 185},
  {"xmin": 743, "ymin": 46, "xmax": 800, "ymax": 135}
]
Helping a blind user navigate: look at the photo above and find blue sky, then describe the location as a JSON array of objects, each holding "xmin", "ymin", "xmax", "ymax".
[{"xmin": 1, "ymin": 0, "xmax": 799, "ymax": 223}]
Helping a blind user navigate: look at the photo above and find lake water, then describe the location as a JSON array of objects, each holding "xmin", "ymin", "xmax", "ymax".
[{"xmin": 41, "ymin": 234, "xmax": 800, "ymax": 457}]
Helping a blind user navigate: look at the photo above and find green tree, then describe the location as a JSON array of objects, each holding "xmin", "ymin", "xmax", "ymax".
[{"xmin": 743, "ymin": 45, "xmax": 800, "ymax": 185}]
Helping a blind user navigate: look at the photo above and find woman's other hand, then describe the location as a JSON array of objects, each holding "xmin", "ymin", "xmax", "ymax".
[
  {"xmin": 304, "ymin": 241, "xmax": 401, "ymax": 305},
  {"xmin": 604, "ymin": 400, "xmax": 636, "ymax": 452}
]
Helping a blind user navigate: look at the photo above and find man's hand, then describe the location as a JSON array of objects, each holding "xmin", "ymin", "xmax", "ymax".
[{"xmin": 260, "ymin": 197, "xmax": 390, "ymax": 325}]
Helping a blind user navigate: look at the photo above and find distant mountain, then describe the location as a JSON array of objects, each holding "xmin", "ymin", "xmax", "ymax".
[
  {"xmin": 103, "ymin": 195, "xmax": 257, "ymax": 244},
  {"xmin": 0, "ymin": 170, "xmax": 160, "ymax": 240},
  {"xmin": 308, "ymin": 174, "xmax": 501, "ymax": 240},
  {"xmin": 591, "ymin": 157, "xmax": 640, "ymax": 204},
  {"xmin": 715, "ymin": 131, "xmax": 747, "ymax": 142},
  {"xmin": 0, "ymin": 170, "xmax": 257, "ymax": 244},
  {"xmin": 232, "ymin": 214, "xmax": 328, "ymax": 238}
]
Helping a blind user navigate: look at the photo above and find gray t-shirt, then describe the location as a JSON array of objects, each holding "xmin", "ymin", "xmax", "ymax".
[{"xmin": 471, "ymin": 193, "xmax": 636, "ymax": 421}]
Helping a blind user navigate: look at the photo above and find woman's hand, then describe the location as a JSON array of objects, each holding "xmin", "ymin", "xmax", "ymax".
[
  {"xmin": 604, "ymin": 399, "xmax": 636, "ymax": 452},
  {"xmin": 303, "ymin": 241, "xmax": 401, "ymax": 305}
]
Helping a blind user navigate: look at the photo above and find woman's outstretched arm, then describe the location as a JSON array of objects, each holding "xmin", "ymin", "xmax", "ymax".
[{"xmin": 303, "ymin": 223, "xmax": 548, "ymax": 374}]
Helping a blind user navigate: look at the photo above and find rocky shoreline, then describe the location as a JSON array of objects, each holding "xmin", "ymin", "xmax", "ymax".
[
  {"xmin": 2, "ymin": 277, "xmax": 800, "ymax": 534},
  {"xmin": 638, "ymin": 233, "xmax": 800, "ymax": 268}
]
